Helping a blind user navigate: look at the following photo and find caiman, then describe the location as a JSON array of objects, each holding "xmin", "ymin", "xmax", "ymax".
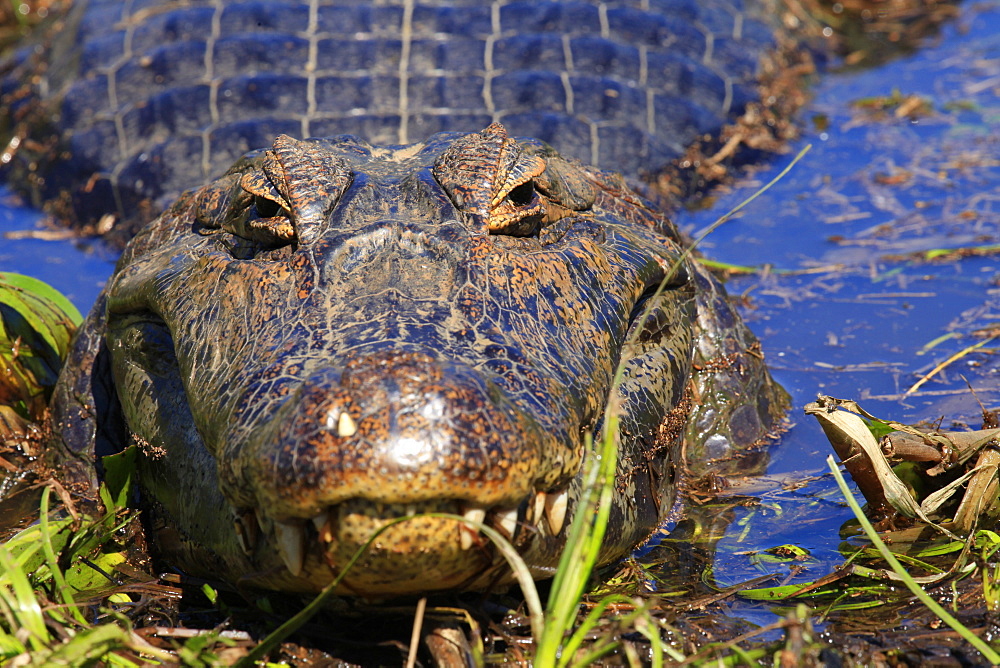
[{"xmin": 2, "ymin": 0, "xmax": 788, "ymax": 596}]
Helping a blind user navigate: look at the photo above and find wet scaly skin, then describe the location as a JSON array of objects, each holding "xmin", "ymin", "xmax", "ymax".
[{"xmin": 48, "ymin": 125, "xmax": 785, "ymax": 596}]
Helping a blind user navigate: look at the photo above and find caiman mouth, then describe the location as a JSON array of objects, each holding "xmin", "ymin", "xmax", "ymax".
[
  {"xmin": 234, "ymin": 487, "xmax": 571, "ymax": 594},
  {"xmin": 218, "ymin": 348, "xmax": 580, "ymax": 593}
]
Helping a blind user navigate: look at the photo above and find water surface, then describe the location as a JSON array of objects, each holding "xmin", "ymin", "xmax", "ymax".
[
  {"xmin": 0, "ymin": 192, "xmax": 113, "ymax": 312},
  {"xmin": 665, "ymin": 0, "xmax": 1000, "ymax": 624}
]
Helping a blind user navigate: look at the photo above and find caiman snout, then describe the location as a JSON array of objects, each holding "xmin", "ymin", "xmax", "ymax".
[
  {"xmin": 227, "ymin": 350, "xmax": 572, "ymax": 592},
  {"xmin": 241, "ymin": 350, "xmax": 555, "ymax": 516}
]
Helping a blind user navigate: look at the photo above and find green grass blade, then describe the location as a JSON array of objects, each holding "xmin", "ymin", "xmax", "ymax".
[
  {"xmin": 38, "ymin": 487, "xmax": 88, "ymax": 625},
  {"xmin": 635, "ymin": 611, "xmax": 670, "ymax": 666},
  {"xmin": 559, "ymin": 593, "xmax": 633, "ymax": 662},
  {"xmin": 0, "ymin": 630, "xmax": 27, "ymax": 660},
  {"xmin": 568, "ymin": 639, "xmax": 623, "ymax": 668},
  {"xmin": 535, "ymin": 416, "xmax": 619, "ymax": 667},
  {"xmin": 42, "ymin": 624, "xmax": 140, "ymax": 667},
  {"xmin": 0, "ymin": 546, "xmax": 48, "ymax": 651}
]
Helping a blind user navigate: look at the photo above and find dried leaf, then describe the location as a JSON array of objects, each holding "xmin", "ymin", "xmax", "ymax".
[
  {"xmin": 921, "ymin": 464, "xmax": 989, "ymax": 515},
  {"xmin": 806, "ymin": 397, "xmax": 959, "ymax": 539},
  {"xmin": 952, "ymin": 447, "xmax": 1000, "ymax": 532}
]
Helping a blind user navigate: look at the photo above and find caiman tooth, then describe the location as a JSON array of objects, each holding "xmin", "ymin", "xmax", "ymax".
[
  {"xmin": 234, "ymin": 510, "xmax": 258, "ymax": 554},
  {"xmin": 545, "ymin": 489, "xmax": 569, "ymax": 535},
  {"xmin": 460, "ymin": 505, "xmax": 486, "ymax": 550},
  {"xmin": 337, "ymin": 412, "xmax": 357, "ymax": 437},
  {"xmin": 495, "ymin": 508, "xmax": 518, "ymax": 538},
  {"xmin": 274, "ymin": 520, "xmax": 306, "ymax": 576},
  {"xmin": 256, "ymin": 512, "xmax": 273, "ymax": 536},
  {"xmin": 532, "ymin": 491, "xmax": 546, "ymax": 524},
  {"xmin": 234, "ymin": 521, "xmax": 250, "ymax": 554},
  {"xmin": 312, "ymin": 511, "xmax": 333, "ymax": 544}
]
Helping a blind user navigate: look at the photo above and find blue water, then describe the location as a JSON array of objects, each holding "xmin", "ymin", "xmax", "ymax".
[
  {"xmin": 670, "ymin": 0, "xmax": 1000, "ymax": 611},
  {"xmin": 2, "ymin": 0, "xmax": 999, "ymax": 630},
  {"xmin": 0, "ymin": 192, "xmax": 113, "ymax": 314}
]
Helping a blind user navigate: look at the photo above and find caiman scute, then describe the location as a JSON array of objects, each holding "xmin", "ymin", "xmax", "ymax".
[{"xmin": 5, "ymin": 0, "xmax": 789, "ymax": 597}]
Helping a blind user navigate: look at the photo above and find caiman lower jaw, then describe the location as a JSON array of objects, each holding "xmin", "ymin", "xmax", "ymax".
[{"xmin": 232, "ymin": 488, "xmax": 572, "ymax": 595}]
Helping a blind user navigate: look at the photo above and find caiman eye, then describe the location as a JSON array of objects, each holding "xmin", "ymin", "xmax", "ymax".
[
  {"xmin": 232, "ymin": 170, "xmax": 297, "ymax": 246},
  {"xmin": 507, "ymin": 181, "xmax": 534, "ymax": 207},
  {"xmin": 489, "ymin": 171, "xmax": 546, "ymax": 237},
  {"xmin": 433, "ymin": 123, "xmax": 551, "ymax": 238},
  {"xmin": 254, "ymin": 194, "xmax": 282, "ymax": 219},
  {"xmin": 192, "ymin": 171, "xmax": 295, "ymax": 260},
  {"xmin": 196, "ymin": 135, "xmax": 353, "ymax": 258}
]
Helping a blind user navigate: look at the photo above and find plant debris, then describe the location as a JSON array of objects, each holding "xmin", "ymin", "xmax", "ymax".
[{"xmin": 807, "ymin": 395, "xmax": 1000, "ymax": 533}]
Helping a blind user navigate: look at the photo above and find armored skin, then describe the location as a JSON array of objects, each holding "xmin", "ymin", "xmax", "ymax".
[{"xmin": 48, "ymin": 125, "xmax": 784, "ymax": 595}]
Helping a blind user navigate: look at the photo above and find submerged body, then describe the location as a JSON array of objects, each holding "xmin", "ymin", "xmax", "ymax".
[{"xmin": 6, "ymin": 0, "xmax": 787, "ymax": 596}]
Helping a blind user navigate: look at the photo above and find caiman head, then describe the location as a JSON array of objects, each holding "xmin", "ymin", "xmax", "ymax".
[{"xmin": 95, "ymin": 123, "xmax": 699, "ymax": 596}]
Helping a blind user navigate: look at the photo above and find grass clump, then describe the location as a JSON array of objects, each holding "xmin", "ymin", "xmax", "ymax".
[{"xmin": 0, "ymin": 486, "xmax": 170, "ymax": 666}]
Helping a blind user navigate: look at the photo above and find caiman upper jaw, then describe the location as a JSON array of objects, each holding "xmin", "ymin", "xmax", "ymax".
[
  {"xmin": 211, "ymin": 348, "xmax": 579, "ymax": 587},
  {"xmin": 225, "ymin": 350, "xmax": 573, "ymax": 518}
]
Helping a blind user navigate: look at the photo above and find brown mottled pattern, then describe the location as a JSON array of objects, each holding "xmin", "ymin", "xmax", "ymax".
[{"xmin": 48, "ymin": 127, "xmax": 786, "ymax": 595}]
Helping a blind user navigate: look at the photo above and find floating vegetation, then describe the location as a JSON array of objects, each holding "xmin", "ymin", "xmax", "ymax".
[
  {"xmin": 850, "ymin": 89, "xmax": 934, "ymax": 119},
  {"xmin": 807, "ymin": 396, "xmax": 1000, "ymax": 531}
]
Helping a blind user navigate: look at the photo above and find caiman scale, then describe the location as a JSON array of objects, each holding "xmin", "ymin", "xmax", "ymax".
[{"xmin": 4, "ymin": 0, "xmax": 788, "ymax": 596}]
